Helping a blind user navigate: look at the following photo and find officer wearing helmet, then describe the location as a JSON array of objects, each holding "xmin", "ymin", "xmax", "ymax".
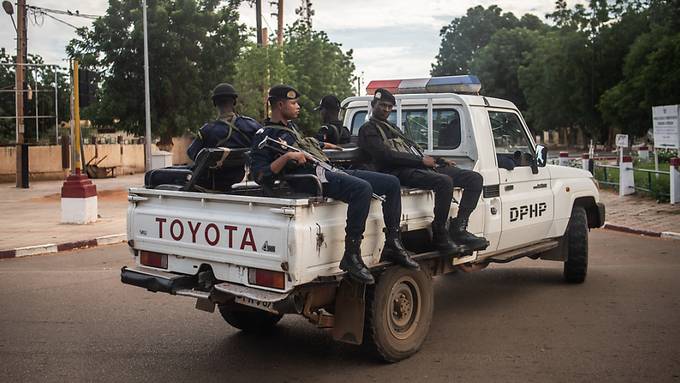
[
  {"xmin": 187, "ymin": 83, "xmax": 261, "ymax": 189},
  {"xmin": 315, "ymin": 94, "xmax": 351, "ymax": 145}
]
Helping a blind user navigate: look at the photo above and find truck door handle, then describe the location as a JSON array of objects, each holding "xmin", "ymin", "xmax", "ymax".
[
  {"xmin": 504, "ymin": 185, "xmax": 514, "ymax": 191},
  {"xmin": 533, "ymin": 183, "xmax": 547, "ymax": 189}
]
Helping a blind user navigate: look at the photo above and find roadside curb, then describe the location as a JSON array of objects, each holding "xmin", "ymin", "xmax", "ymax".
[
  {"xmin": 0, "ymin": 233, "xmax": 127, "ymax": 260},
  {"xmin": 602, "ymin": 222, "xmax": 680, "ymax": 240}
]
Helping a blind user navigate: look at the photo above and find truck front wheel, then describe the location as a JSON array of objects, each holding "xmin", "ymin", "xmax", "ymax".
[
  {"xmin": 564, "ymin": 206, "xmax": 588, "ymax": 283},
  {"xmin": 218, "ymin": 304, "xmax": 283, "ymax": 332},
  {"xmin": 364, "ymin": 266, "xmax": 434, "ymax": 362}
]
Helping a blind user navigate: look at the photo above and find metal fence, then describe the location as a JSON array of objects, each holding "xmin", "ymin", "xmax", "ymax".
[{"xmin": 550, "ymin": 157, "xmax": 671, "ymax": 200}]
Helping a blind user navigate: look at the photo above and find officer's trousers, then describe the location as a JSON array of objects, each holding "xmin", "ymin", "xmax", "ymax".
[
  {"xmin": 323, "ymin": 170, "xmax": 402, "ymax": 239},
  {"xmin": 394, "ymin": 166, "xmax": 483, "ymax": 226}
]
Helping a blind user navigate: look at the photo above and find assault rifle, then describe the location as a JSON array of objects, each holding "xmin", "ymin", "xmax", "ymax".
[{"xmin": 258, "ymin": 136, "xmax": 386, "ymax": 202}]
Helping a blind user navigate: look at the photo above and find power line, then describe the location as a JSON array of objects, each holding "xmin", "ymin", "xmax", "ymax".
[
  {"xmin": 26, "ymin": 5, "xmax": 101, "ymax": 20},
  {"xmin": 41, "ymin": 11, "xmax": 79, "ymax": 29}
]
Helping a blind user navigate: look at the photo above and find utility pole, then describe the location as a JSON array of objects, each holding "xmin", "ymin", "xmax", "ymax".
[
  {"xmin": 255, "ymin": 0, "xmax": 263, "ymax": 46},
  {"xmin": 142, "ymin": 0, "xmax": 152, "ymax": 171},
  {"xmin": 276, "ymin": 0, "xmax": 284, "ymax": 46},
  {"xmin": 15, "ymin": 0, "xmax": 27, "ymax": 188}
]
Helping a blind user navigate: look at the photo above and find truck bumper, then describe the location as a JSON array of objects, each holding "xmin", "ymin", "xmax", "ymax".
[
  {"xmin": 121, "ymin": 266, "xmax": 196, "ymax": 293},
  {"xmin": 121, "ymin": 266, "xmax": 297, "ymax": 314}
]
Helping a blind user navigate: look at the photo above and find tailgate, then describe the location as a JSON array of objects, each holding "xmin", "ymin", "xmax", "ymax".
[{"xmin": 128, "ymin": 188, "xmax": 300, "ymax": 292}]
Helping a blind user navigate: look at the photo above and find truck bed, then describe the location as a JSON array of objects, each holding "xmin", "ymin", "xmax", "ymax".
[{"xmin": 127, "ymin": 187, "xmax": 442, "ymax": 293}]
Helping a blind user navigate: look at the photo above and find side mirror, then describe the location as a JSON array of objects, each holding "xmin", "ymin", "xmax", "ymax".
[{"xmin": 535, "ymin": 145, "xmax": 548, "ymax": 167}]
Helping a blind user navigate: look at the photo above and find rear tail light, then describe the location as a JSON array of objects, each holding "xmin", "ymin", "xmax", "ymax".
[
  {"xmin": 248, "ymin": 268, "xmax": 285, "ymax": 289},
  {"xmin": 140, "ymin": 251, "xmax": 168, "ymax": 269}
]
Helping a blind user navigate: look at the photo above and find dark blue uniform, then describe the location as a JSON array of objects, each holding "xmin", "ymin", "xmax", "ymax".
[
  {"xmin": 315, "ymin": 120, "xmax": 351, "ymax": 145},
  {"xmin": 187, "ymin": 115, "xmax": 261, "ymax": 189},
  {"xmin": 250, "ymin": 119, "xmax": 402, "ymax": 239}
]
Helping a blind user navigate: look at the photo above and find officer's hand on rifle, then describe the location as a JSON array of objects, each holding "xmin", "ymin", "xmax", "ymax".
[
  {"xmin": 286, "ymin": 151, "xmax": 308, "ymax": 165},
  {"xmin": 422, "ymin": 155, "xmax": 436, "ymax": 168}
]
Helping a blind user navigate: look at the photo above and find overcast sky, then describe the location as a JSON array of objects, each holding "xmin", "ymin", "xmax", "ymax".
[{"xmin": 0, "ymin": 1, "xmax": 584, "ymax": 91}]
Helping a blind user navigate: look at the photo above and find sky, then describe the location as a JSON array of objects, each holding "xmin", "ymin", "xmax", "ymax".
[{"xmin": 0, "ymin": 0, "xmax": 585, "ymax": 92}]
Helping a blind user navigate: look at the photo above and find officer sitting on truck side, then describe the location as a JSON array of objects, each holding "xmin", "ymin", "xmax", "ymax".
[
  {"xmin": 358, "ymin": 88, "xmax": 489, "ymax": 253},
  {"xmin": 187, "ymin": 83, "xmax": 261, "ymax": 190},
  {"xmin": 314, "ymin": 94, "xmax": 351, "ymax": 146},
  {"xmin": 249, "ymin": 85, "xmax": 419, "ymax": 285}
]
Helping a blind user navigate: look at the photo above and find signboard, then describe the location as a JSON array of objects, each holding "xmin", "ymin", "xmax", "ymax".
[
  {"xmin": 615, "ymin": 134, "xmax": 628, "ymax": 147},
  {"xmin": 653, "ymin": 105, "xmax": 680, "ymax": 149}
]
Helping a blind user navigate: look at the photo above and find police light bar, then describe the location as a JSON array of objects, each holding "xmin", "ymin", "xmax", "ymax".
[{"xmin": 365, "ymin": 75, "xmax": 482, "ymax": 95}]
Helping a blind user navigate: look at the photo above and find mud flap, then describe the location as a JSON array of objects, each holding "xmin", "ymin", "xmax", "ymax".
[
  {"xmin": 195, "ymin": 297, "xmax": 215, "ymax": 313},
  {"xmin": 332, "ymin": 278, "xmax": 366, "ymax": 345}
]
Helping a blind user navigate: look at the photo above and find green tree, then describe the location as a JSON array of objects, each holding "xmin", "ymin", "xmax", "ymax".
[
  {"xmin": 282, "ymin": 21, "xmax": 356, "ymax": 134},
  {"xmin": 234, "ymin": 43, "xmax": 289, "ymax": 121},
  {"xmin": 470, "ymin": 28, "xmax": 541, "ymax": 112},
  {"xmin": 599, "ymin": 0, "xmax": 680, "ymax": 139},
  {"xmin": 67, "ymin": 0, "xmax": 246, "ymax": 145},
  {"xmin": 431, "ymin": 5, "xmax": 522, "ymax": 75}
]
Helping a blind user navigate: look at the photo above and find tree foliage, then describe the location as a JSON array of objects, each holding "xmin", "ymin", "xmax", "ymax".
[
  {"xmin": 66, "ymin": 0, "xmax": 355, "ymax": 141},
  {"xmin": 433, "ymin": 1, "xmax": 680, "ymax": 143},
  {"xmin": 431, "ymin": 5, "xmax": 545, "ymax": 76},
  {"xmin": 282, "ymin": 21, "xmax": 355, "ymax": 134},
  {"xmin": 67, "ymin": 0, "xmax": 246, "ymax": 143},
  {"xmin": 234, "ymin": 20, "xmax": 355, "ymax": 135},
  {"xmin": 471, "ymin": 28, "xmax": 541, "ymax": 112}
]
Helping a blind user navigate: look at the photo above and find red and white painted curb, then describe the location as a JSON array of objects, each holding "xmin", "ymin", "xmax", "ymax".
[
  {"xmin": 0, "ymin": 233, "xmax": 127, "ymax": 259},
  {"xmin": 602, "ymin": 223, "xmax": 680, "ymax": 240}
]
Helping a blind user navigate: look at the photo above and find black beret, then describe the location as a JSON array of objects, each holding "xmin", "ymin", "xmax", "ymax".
[
  {"xmin": 314, "ymin": 94, "xmax": 341, "ymax": 111},
  {"xmin": 373, "ymin": 88, "xmax": 396, "ymax": 105},
  {"xmin": 268, "ymin": 85, "xmax": 300, "ymax": 100}
]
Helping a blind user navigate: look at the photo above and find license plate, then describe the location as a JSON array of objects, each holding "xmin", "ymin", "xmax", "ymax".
[{"xmin": 234, "ymin": 296, "xmax": 279, "ymax": 314}]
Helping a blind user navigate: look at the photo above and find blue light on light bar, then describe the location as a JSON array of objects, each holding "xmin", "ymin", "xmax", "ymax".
[{"xmin": 426, "ymin": 75, "xmax": 481, "ymax": 94}]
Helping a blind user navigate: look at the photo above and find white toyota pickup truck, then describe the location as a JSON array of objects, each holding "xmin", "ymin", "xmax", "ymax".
[{"xmin": 122, "ymin": 76, "xmax": 605, "ymax": 362}]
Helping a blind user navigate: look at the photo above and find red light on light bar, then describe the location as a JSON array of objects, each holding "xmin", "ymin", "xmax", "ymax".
[
  {"xmin": 365, "ymin": 79, "xmax": 401, "ymax": 95},
  {"xmin": 140, "ymin": 251, "xmax": 168, "ymax": 269},
  {"xmin": 248, "ymin": 268, "xmax": 285, "ymax": 290}
]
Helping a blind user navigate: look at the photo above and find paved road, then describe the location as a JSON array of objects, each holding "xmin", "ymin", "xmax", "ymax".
[{"xmin": 1, "ymin": 230, "xmax": 679, "ymax": 383}]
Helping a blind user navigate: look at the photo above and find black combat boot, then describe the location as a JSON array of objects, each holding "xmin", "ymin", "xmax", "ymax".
[
  {"xmin": 432, "ymin": 222, "xmax": 465, "ymax": 255},
  {"xmin": 339, "ymin": 237, "xmax": 375, "ymax": 284},
  {"xmin": 381, "ymin": 228, "xmax": 419, "ymax": 270},
  {"xmin": 449, "ymin": 216, "xmax": 489, "ymax": 251}
]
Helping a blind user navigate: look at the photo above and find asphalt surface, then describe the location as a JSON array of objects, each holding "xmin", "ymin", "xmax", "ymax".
[{"xmin": 1, "ymin": 230, "xmax": 679, "ymax": 383}]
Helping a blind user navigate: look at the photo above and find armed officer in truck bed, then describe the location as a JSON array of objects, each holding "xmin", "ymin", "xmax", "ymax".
[
  {"xmin": 358, "ymin": 88, "xmax": 489, "ymax": 254},
  {"xmin": 250, "ymin": 85, "xmax": 419, "ymax": 284},
  {"xmin": 315, "ymin": 94, "xmax": 351, "ymax": 145},
  {"xmin": 187, "ymin": 83, "xmax": 261, "ymax": 190}
]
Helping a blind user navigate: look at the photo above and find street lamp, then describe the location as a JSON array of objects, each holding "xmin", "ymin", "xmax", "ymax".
[{"xmin": 2, "ymin": 0, "xmax": 16, "ymax": 32}]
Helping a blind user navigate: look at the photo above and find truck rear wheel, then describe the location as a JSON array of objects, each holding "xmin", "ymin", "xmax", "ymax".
[
  {"xmin": 364, "ymin": 266, "xmax": 433, "ymax": 362},
  {"xmin": 564, "ymin": 206, "xmax": 588, "ymax": 283},
  {"xmin": 218, "ymin": 304, "xmax": 283, "ymax": 332}
]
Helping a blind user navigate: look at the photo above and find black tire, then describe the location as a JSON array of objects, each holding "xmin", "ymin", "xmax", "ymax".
[
  {"xmin": 564, "ymin": 206, "xmax": 588, "ymax": 283},
  {"xmin": 218, "ymin": 304, "xmax": 283, "ymax": 332},
  {"xmin": 364, "ymin": 266, "xmax": 434, "ymax": 362}
]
